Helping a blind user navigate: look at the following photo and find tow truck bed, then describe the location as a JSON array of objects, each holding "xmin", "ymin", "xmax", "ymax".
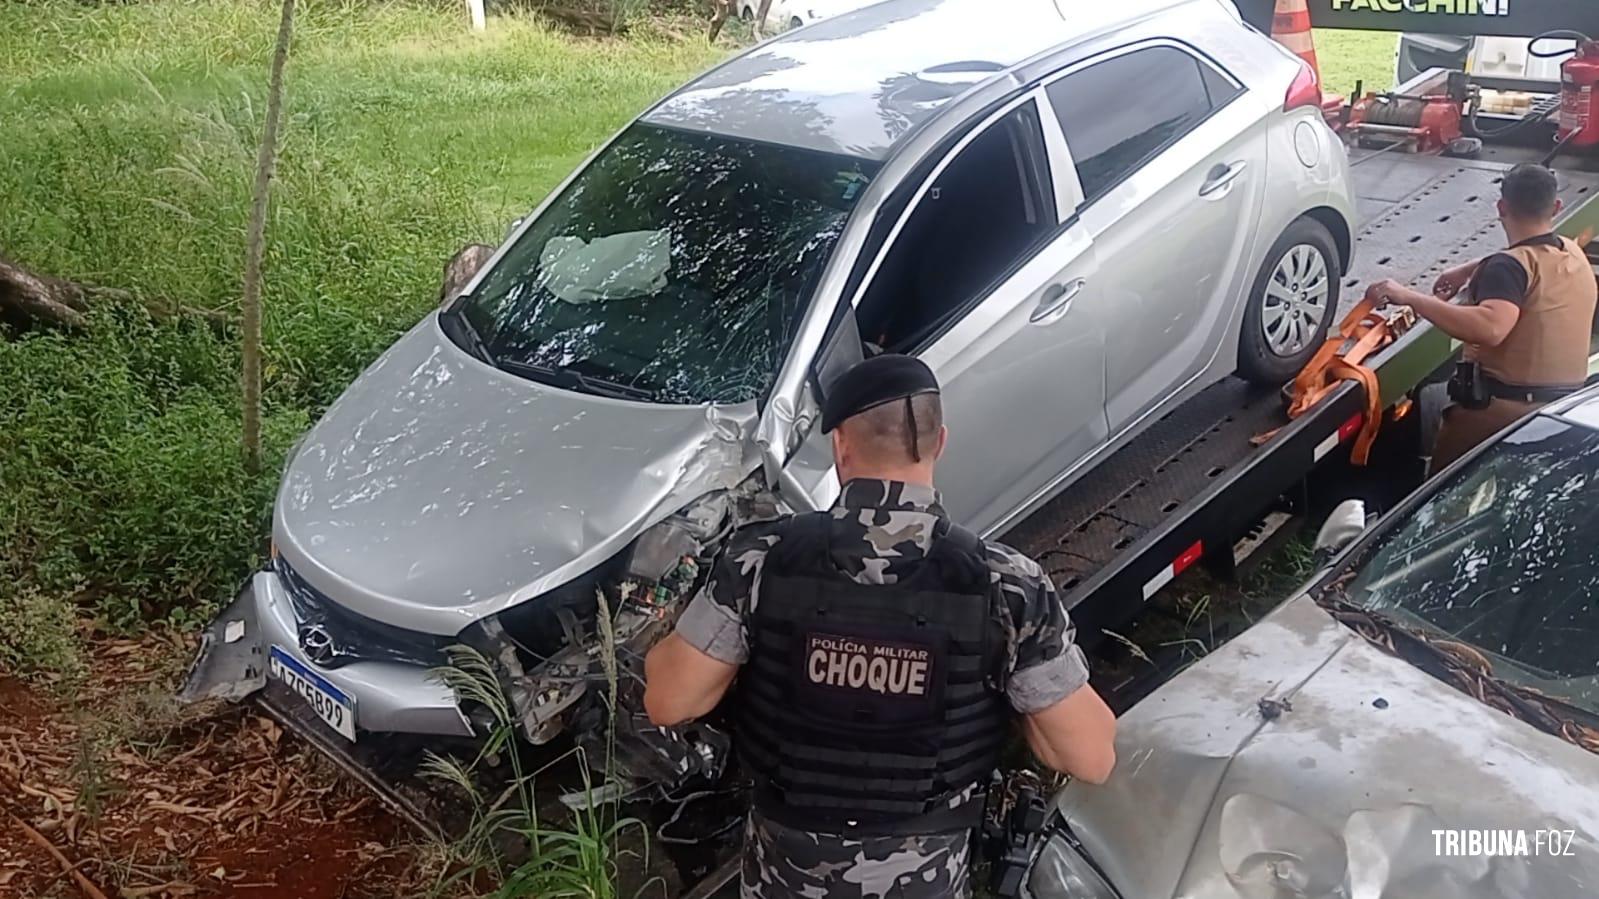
[{"xmin": 1004, "ymin": 149, "xmax": 1599, "ymax": 638}]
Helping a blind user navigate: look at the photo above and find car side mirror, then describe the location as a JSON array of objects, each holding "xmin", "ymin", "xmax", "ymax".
[
  {"xmin": 438, "ymin": 243, "xmax": 495, "ymax": 308},
  {"xmin": 810, "ymin": 306, "xmax": 866, "ymax": 412},
  {"xmin": 1314, "ymin": 499, "xmax": 1368, "ymax": 562}
]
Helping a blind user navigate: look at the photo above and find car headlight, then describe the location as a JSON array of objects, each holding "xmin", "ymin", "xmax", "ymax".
[{"xmin": 1026, "ymin": 826, "xmax": 1120, "ymax": 899}]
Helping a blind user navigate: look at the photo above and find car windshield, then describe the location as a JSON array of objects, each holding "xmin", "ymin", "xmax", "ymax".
[
  {"xmin": 1342, "ymin": 415, "xmax": 1599, "ymax": 716},
  {"xmin": 455, "ymin": 124, "xmax": 876, "ymax": 405}
]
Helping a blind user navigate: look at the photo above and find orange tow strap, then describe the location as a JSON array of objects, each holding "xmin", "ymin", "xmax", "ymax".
[{"xmin": 1253, "ymin": 298, "xmax": 1415, "ymax": 465}]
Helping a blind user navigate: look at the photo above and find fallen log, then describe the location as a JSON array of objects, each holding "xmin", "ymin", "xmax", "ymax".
[
  {"xmin": 538, "ymin": 2, "xmax": 622, "ymax": 33},
  {"xmin": 0, "ymin": 254, "xmax": 91, "ymax": 330},
  {"xmin": 0, "ymin": 253, "xmax": 230, "ymax": 334}
]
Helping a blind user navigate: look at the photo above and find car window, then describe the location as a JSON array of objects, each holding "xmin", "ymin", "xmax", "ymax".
[
  {"xmin": 1045, "ymin": 45, "xmax": 1241, "ymax": 202},
  {"xmin": 1341, "ymin": 416, "xmax": 1599, "ymax": 716},
  {"xmin": 854, "ymin": 100, "xmax": 1055, "ymax": 352},
  {"xmin": 458, "ymin": 124, "xmax": 878, "ymax": 405}
]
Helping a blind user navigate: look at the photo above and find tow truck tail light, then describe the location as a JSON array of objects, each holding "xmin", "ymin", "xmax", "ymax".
[{"xmin": 1285, "ymin": 61, "xmax": 1321, "ymax": 112}]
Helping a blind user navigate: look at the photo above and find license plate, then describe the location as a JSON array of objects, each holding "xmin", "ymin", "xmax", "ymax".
[{"xmin": 269, "ymin": 645, "xmax": 356, "ymax": 741}]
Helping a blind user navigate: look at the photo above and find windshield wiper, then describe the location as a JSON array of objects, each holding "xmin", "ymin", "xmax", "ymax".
[
  {"xmin": 440, "ymin": 303, "xmax": 496, "ymax": 365},
  {"xmin": 496, "ymin": 358, "xmax": 656, "ymax": 401},
  {"xmin": 1318, "ymin": 593, "xmax": 1599, "ymax": 754}
]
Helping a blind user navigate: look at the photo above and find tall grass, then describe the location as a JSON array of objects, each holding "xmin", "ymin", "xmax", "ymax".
[
  {"xmin": 0, "ymin": 0, "xmax": 723, "ymax": 636},
  {"xmin": 425, "ymin": 610, "xmax": 652, "ymax": 898}
]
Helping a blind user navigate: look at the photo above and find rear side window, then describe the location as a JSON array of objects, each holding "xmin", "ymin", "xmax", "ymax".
[{"xmin": 1046, "ymin": 45, "xmax": 1242, "ymax": 202}]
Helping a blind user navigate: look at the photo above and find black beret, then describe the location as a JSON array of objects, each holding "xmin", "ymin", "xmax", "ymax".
[{"xmin": 820, "ymin": 354, "xmax": 940, "ymax": 433}]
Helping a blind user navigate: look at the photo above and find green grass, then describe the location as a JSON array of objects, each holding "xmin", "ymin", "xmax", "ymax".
[
  {"xmin": 0, "ymin": 0, "xmax": 725, "ymax": 644},
  {"xmin": 1314, "ymin": 28, "xmax": 1399, "ymax": 96}
]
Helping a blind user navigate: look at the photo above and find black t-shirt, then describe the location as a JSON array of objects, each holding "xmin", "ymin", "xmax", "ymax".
[{"xmin": 1470, "ymin": 233, "xmax": 1564, "ymax": 306}]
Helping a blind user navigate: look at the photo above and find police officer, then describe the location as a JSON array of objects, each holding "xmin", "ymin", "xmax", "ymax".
[
  {"xmin": 1366, "ymin": 164, "xmax": 1598, "ymax": 472},
  {"xmin": 642, "ymin": 354, "xmax": 1117, "ymax": 899}
]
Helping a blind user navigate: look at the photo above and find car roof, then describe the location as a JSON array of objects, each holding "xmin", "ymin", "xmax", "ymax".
[{"xmin": 641, "ymin": 0, "xmax": 1199, "ymax": 160}]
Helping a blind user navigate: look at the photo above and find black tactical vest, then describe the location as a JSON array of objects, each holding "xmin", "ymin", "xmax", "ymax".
[{"xmin": 734, "ymin": 511, "xmax": 1010, "ymax": 836}]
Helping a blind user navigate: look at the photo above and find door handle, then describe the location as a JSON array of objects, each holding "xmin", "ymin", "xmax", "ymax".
[
  {"xmin": 1199, "ymin": 161, "xmax": 1248, "ymax": 198},
  {"xmin": 1029, "ymin": 278, "xmax": 1086, "ymax": 325}
]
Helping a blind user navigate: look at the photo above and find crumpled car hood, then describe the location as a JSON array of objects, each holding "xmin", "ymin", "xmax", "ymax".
[
  {"xmin": 1056, "ymin": 595, "xmax": 1599, "ymax": 899},
  {"xmin": 273, "ymin": 314, "xmax": 755, "ymax": 636}
]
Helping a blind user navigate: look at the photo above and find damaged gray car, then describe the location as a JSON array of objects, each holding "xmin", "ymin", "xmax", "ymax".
[
  {"xmin": 182, "ymin": 0, "xmax": 1353, "ymax": 791},
  {"xmin": 1031, "ymin": 389, "xmax": 1599, "ymax": 898}
]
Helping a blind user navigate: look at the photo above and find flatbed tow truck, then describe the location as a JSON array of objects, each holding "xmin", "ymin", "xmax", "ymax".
[{"xmin": 252, "ymin": 5, "xmax": 1599, "ymax": 896}]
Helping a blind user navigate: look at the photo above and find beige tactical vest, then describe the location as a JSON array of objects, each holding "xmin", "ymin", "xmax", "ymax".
[{"xmin": 1469, "ymin": 236, "xmax": 1597, "ymax": 388}]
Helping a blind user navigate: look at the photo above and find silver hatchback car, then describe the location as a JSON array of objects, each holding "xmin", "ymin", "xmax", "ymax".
[{"xmin": 186, "ymin": 0, "xmax": 1355, "ymax": 760}]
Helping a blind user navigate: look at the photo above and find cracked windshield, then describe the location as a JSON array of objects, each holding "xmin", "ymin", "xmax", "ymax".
[
  {"xmin": 454, "ymin": 124, "xmax": 876, "ymax": 405},
  {"xmin": 1345, "ymin": 417, "xmax": 1599, "ymax": 715}
]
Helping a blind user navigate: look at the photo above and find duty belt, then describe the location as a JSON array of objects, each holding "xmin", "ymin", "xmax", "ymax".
[
  {"xmin": 1486, "ymin": 379, "xmax": 1583, "ymax": 404},
  {"xmin": 751, "ymin": 782, "xmax": 985, "ymax": 838}
]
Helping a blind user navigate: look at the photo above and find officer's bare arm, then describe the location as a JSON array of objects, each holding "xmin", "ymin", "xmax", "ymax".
[
  {"xmin": 1369, "ymin": 280, "xmax": 1521, "ymax": 347},
  {"xmin": 1022, "ymin": 684, "xmax": 1117, "ymax": 784},
  {"xmin": 643, "ymin": 633, "xmax": 739, "ymax": 727}
]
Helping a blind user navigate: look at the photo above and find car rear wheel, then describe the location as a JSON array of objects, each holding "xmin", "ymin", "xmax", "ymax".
[
  {"xmin": 790, "ymin": 16, "xmax": 804, "ymax": 29},
  {"xmin": 1238, "ymin": 217, "xmax": 1340, "ymax": 385},
  {"xmin": 740, "ymin": 5, "xmax": 754, "ymax": 21}
]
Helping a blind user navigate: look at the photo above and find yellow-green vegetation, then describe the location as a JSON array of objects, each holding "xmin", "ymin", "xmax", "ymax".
[
  {"xmin": 1315, "ymin": 28, "xmax": 1400, "ymax": 96},
  {"xmin": 0, "ymin": 0, "xmax": 724, "ymax": 658}
]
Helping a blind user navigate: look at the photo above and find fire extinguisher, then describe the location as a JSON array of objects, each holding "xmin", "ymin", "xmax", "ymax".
[
  {"xmin": 1534, "ymin": 31, "xmax": 1599, "ymax": 152},
  {"xmin": 1561, "ymin": 40, "xmax": 1599, "ymax": 150}
]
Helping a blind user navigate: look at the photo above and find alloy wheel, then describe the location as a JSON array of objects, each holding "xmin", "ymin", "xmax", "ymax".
[{"xmin": 1261, "ymin": 244, "xmax": 1330, "ymax": 357}]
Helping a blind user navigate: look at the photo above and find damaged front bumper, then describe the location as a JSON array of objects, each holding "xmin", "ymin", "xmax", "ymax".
[{"xmin": 180, "ymin": 569, "xmax": 473, "ymax": 738}]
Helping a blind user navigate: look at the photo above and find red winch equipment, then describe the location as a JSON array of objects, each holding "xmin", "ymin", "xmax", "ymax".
[
  {"xmin": 1559, "ymin": 37, "xmax": 1599, "ymax": 150},
  {"xmin": 1344, "ymin": 72, "xmax": 1469, "ymax": 156}
]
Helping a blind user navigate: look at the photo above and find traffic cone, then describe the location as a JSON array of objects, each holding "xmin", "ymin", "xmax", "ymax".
[
  {"xmin": 1271, "ymin": 0, "xmax": 1320, "ymax": 80},
  {"xmin": 1271, "ymin": 0, "xmax": 1344, "ymax": 117}
]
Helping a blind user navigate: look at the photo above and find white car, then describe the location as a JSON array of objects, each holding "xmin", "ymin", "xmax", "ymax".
[{"xmin": 740, "ymin": 0, "xmax": 879, "ymax": 31}]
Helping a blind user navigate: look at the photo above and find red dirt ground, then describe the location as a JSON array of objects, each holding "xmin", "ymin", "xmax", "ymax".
[{"xmin": 0, "ymin": 632, "xmax": 432, "ymax": 899}]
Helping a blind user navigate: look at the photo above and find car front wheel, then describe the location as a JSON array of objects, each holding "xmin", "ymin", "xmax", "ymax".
[{"xmin": 1237, "ymin": 217, "xmax": 1340, "ymax": 384}]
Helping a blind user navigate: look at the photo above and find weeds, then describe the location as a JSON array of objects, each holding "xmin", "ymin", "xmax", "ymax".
[
  {"xmin": 424, "ymin": 636, "xmax": 652, "ymax": 898},
  {"xmin": 0, "ymin": 0, "xmax": 724, "ymax": 648},
  {"xmin": 0, "ymin": 588, "xmax": 86, "ymax": 683}
]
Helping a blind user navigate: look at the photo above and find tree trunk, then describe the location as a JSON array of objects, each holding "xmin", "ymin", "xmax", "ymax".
[
  {"xmin": 0, "ymin": 253, "xmax": 228, "ymax": 333},
  {"xmin": 539, "ymin": 3, "xmax": 620, "ymax": 34},
  {"xmin": 753, "ymin": 0, "xmax": 773, "ymax": 37},
  {"xmin": 438, "ymin": 244, "xmax": 496, "ymax": 307},
  {"xmin": 707, "ymin": 0, "xmax": 733, "ymax": 40},
  {"xmin": 0, "ymin": 255, "xmax": 90, "ymax": 330},
  {"xmin": 241, "ymin": 0, "xmax": 296, "ymax": 476}
]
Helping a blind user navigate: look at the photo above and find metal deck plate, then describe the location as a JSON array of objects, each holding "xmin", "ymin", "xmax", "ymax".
[
  {"xmin": 1004, "ymin": 378, "xmax": 1283, "ymax": 590},
  {"xmin": 1343, "ymin": 153, "xmax": 1599, "ymax": 316}
]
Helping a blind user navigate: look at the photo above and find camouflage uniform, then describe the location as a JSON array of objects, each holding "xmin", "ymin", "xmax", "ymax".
[{"xmin": 674, "ymin": 478, "xmax": 1090, "ymax": 899}]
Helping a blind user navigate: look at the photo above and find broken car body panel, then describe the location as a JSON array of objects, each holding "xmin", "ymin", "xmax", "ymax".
[
  {"xmin": 181, "ymin": 572, "xmax": 474, "ymax": 737},
  {"xmin": 1049, "ymin": 595, "xmax": 1599, "ymax": 899},
  {"xmin": 274, "ymin": 315, "xmax": 756, "ymax": 636}
]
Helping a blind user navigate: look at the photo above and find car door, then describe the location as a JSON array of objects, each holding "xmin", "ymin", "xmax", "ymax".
[
  {"xmin": 842, "ymin": 93, "xmax": 1108, "ymax": 532},
  {"xmin": 1044, "ymin": 42, "xmax": 1266, "ymax": 431}
]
